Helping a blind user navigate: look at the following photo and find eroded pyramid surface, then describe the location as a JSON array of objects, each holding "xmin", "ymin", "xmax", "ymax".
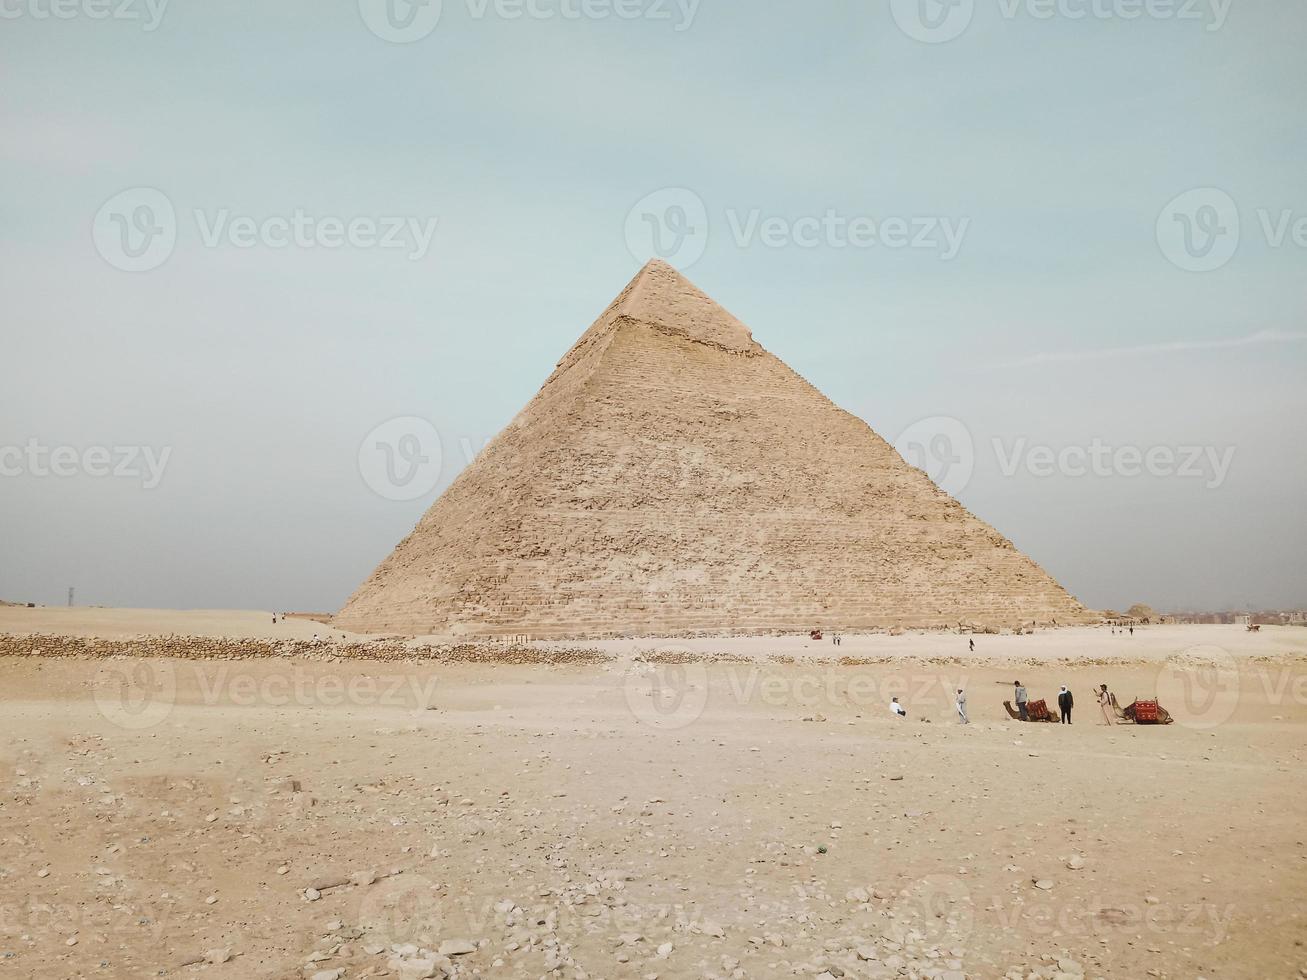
[{"xmin": 336, "ymin": 261, "xmax": 1090, "ymax": 638}]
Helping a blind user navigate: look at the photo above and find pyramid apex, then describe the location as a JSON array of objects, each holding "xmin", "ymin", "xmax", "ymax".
[{"xmin": 616, "ymin": 260, "xmax": 758, "ymax": 354}]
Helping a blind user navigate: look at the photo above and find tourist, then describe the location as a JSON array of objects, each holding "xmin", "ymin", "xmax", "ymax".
[
  {"xmin": 955, "ymin": 688, "xmax": 969, "ymax": 724},
  {"xmin": 1058, "ymin": 685, "xmax": 1073, "ymax": 724},
  {"xmin": 1097, "ymin": 683, "xmax": 1114, "ymax": 725},
  {"xmin": 969, "ymin": 638, "xmax": 975, "ymax": 652},
  {"xmin": 890, "ymin": 697, "xmax": 906, "ymax": 719},
  {"xmin": 1014, "ymin": 680, "xmax": 1029, "ymax": 721}
]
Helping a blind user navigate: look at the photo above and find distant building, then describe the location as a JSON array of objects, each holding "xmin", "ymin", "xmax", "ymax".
[{"xmin": 1234, "ymin": 613, "xmax": 1251, "ymax": 626}]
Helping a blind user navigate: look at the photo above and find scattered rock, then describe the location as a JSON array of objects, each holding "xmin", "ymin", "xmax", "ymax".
[{"xmin": 437, "ymin": 939, "xmax": 477, "ymax": 956}]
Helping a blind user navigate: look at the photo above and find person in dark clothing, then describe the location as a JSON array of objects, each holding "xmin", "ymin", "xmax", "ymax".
[
  {"xmin": 1058, "ymin": 685, "xmax": 1073, "ymax": 724},
  {"xmin": 969, "ymin": 638, "xmax": 975, "ymax": 652}
]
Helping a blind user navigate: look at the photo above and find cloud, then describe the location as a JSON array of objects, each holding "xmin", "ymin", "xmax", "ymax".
[{"xmin": 988, "ymin": 329, "xmax": 1307, "ymax": 370}]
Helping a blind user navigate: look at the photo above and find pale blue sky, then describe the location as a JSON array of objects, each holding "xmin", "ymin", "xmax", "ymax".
[{"xmin": 2, "ymin": 0, "xmax": 1303, "ymax": 613}]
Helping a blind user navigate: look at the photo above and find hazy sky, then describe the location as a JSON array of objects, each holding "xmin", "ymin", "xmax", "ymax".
[{"xmin": 2, "ymin": 0, "xmax": 1304, "ymax": 614}]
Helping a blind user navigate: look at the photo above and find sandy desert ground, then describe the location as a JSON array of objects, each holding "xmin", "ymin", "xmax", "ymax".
[{"xmin": 1, "ymin": 612, "xmax": 1305, "ymax": 980}]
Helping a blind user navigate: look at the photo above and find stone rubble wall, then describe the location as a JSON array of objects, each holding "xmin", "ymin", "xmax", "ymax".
[{"xmin": 0, "ymin": 633, "xmax": 610, "ymax": 665}]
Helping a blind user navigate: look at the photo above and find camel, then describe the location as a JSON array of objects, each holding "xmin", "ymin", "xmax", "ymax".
[{"xmin": 1003, "ymin": 698, "xmax": 1058, "ymax": 722}]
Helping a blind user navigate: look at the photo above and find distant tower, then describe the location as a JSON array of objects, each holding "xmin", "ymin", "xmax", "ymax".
[{"xmin": 67, "ymin": 587, "xmax": 74, "ymax": 607}]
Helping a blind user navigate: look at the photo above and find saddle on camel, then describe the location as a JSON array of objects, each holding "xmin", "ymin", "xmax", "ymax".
[
  {"xmin": 1004, "ymin": 699, "xmax": 1058, "ymax": 722},
  {"xmin": 1116, "ymin": 695, "xmax": 1173, "ymax": 724}
]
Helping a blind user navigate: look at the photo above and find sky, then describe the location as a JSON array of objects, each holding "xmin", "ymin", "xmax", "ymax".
[{"xmin": 1, "ymin": 0, "xmax": 1304, "ymax": 615}]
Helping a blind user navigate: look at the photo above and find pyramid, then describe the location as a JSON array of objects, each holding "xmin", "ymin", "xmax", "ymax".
[{"xmin": 336, "ymin": 260, "xmax": 1091, "ymax": 638}]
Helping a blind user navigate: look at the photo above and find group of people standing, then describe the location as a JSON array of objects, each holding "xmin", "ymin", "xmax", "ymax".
[
  {"xmin": 890, "ymin": 682, "xmax": 1115, "ymax": 725},
  {"xmin": 1013, "ymin": 680, "xmax": 1117, "ymax": 724}
]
